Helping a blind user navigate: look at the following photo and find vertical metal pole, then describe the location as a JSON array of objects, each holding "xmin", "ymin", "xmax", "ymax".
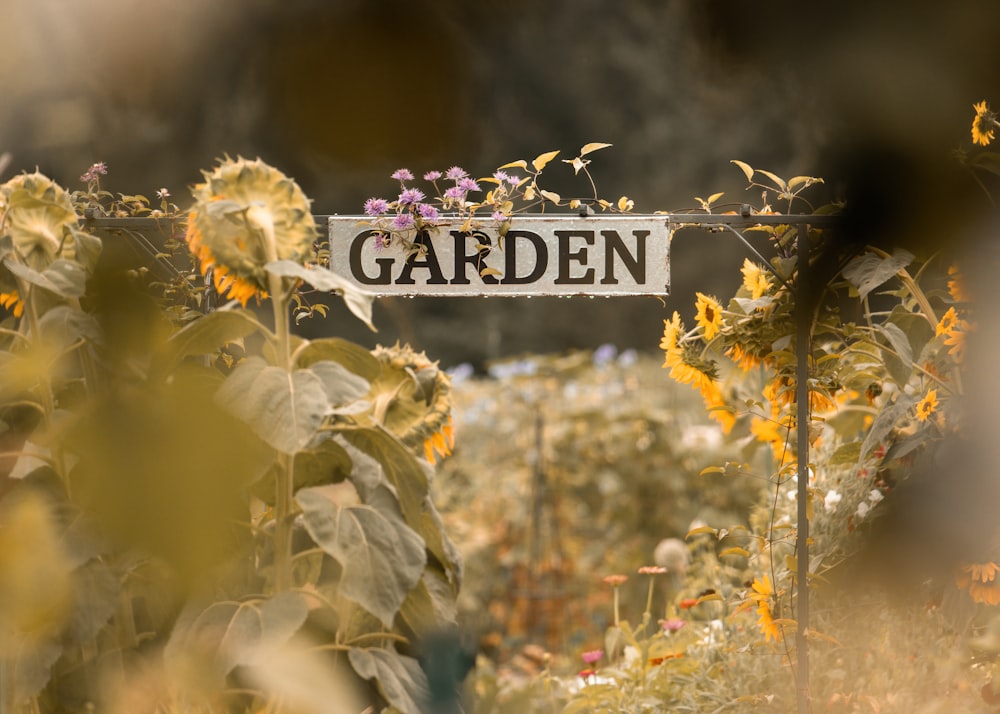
[{"xmin": 795, "ymin": 225, "xmax": 811, "ymax": 713}]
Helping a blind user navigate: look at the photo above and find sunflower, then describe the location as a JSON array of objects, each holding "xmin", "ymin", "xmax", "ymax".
[
  {"xmin": 185, "ymin": 157, "xmax": 316, "ymax": 306},
  {"xmin": 367, "ymin": 343, "xmax": 455, "ymax": 465},
  {"xmin": 972, "ymin": 101, "xmax": 997, "ymax": 147},
  {"xmin": 935, "ymin": 306, "xmax": 959, "ymax": 337},
  {"xmin": 947, "ymin": 263, "xmax": 971, "ymax": 303},
  {"xmin": 1, "ymin": 171, "xmax": 80, "ymax": 270},
  {"xmin": 0, "ymin": 289, "xmax": 23, "ymax": 318},
  {"xmin": 694, "ymin": 292, "xmax": 724, "ymax": 340},
  {"xmin": 957, "ymin": 562, "xmax": 1000, "ymax": 605},
  {"xmin": 740, "ymin": 258, "xmax": 773, "ymax": 299},
  {"xmin": 659, "ymin": 311, "xmax": 684, "ymax": 366},
  {"xmin": 915, "ymin": 389, "xmax": 938, "ymax": 422}
]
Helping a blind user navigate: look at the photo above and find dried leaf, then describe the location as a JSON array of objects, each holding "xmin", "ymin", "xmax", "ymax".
[
  {"xmin": 532, "ymin": 150, "xmax": 560, "ymax": 172},
  {"xmin": 580, "ymin": 142, "xmax": 613, "ymax": 155}
]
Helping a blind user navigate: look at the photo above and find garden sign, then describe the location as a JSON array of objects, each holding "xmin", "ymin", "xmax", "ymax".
[{"xmin": 328, "ymin": 215, "xmax": 670, "ymax": 297}]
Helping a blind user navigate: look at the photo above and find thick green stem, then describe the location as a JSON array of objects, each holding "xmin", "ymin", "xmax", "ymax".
[{"xmin": 268, "ymin": 270, "xmax": 295, "ymax": 594}]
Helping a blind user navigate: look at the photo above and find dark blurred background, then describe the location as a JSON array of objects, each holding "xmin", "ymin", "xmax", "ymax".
[{"xmin": 4, "ymin": 0, "xmax": 1000, "ymax": 368}]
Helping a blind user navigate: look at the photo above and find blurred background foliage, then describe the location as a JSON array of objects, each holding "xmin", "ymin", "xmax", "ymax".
[{"xmin": 5, "ymin": 0, "xmax": 1000, "ymax": 367}]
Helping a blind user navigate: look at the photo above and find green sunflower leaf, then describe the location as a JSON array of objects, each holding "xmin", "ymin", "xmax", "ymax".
[
  {"xmin": 215, "ymin": 356, "xmax": 331, "ymax": 454},
  {"xmin": 297, "ymin": 487, "xmax": 426, "ymax": 627},
  {"xmin": 347, "ymin": 647, "xmax": 430, "ymax": 714}
]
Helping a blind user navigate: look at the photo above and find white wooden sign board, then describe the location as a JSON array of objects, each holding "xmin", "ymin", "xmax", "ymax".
[{"xmin": 327, "ymin": 215, "xmax": 670, "ymax": 297}]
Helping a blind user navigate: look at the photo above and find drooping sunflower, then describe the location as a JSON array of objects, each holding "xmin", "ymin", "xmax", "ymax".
[
  {"xmin": 185, "ymin": 157, "xmax": 317, "ymax": 306},
  {"xmin": 1, "ymin": 171, "xmax": 79, "ymax": 270},
  {"xmin": 972, "ymin": 101, "xmax": 997, "ymax": 147},
  {"xmin": 0, "ymin": 171, "xmax": 87, "ymax": 316},
  {"xmin": 368, "ymin": 343, "xmax": 455, "ymax": 464}
]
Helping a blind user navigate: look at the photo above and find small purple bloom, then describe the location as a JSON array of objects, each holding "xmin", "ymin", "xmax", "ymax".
[
  {"xmin": 457, "ymin": 177, "xmax": 480, "ymax": 193},
  {"xmin": 417, "ymin": 203, "xmax": 439, "ymax": 222},
  {"xmin": 391, "ymin": 168, "xmax": 414, "ymax": 181},
  {"xmin": 580, "ymin": 650, "xmax": 603, "ymax": 665},
  {"xmin": 508, "ymin": 175, "xmax": 522, "ymax": 186},
  {"xmin": 444, "ymin": 186, "xmax": 466, "ymax": 200},
  {"xmin": 364, "ymin": 197, "xmax": 390, "ymax": 216},
  {"xmin": 80, "ymin": 161, "xmax": 108, "ymax": 183},
  {"xmin": 423, "ymin": 170, "xmax": 442, "ymax": 182},
  {"xmin": 373, "ymin": 231, "xmax": 390, "ymax": 250},
  {"xmin": 445, "ymin": 166, "xmax": 467, "ymax": 180},
  {"xmin": 398, "ymin": 188, "xmax": 425, "ymax": 206},
  {"xmin": 491, "ymin": 210, "xmax": 507, "ymax": 224},
  {"xmin": 391, "ymin": 213, "xmax": 415, "ymax": 231},
  {"xmin": 493, "ymin": 170, "xmax": 510, "ymax": 183}
]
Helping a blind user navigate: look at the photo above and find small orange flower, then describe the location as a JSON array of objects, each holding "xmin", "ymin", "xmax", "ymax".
[
  {"xmin": 602, "ymin": 574, "xmax": 628, "ymax": 587},
  {"xmin": 678, "ymin": 598, "xmax": 698, "ymax": 610},
  {"xmin": 638, "ymin": 565, "xmax": 667, "ymax": 575}
]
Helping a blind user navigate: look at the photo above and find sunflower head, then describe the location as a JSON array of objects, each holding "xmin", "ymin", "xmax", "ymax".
[
  {"xmin": 186, "ymin": 157, "xmax": 316, "ymax": 305},
  {"xmin": 366, "ymin": 343, "xmax": 455, "ymax": 464},
  {"xmin": 973, "ymin": 101, "xmax": 997, "ymax": 147},
  {"xmin": 0, "ymin": 171, "xmax": 79, "ymax": 270}
]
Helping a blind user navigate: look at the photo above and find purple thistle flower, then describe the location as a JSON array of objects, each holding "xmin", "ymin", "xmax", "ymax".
[
  {"xmin": 417, "ymin": 203, "xmax": 439, "ymax": 222},
  {"xmin": 364, "ymin": 197, "xmax": 390, "ymax": 216},
  {"xmin": 493, "ymin": 170, "xmax": 510, "ymax": 183},
  {"xmin": 444, "ymin": 186, "xmax": 466, "ymax": 200},
  {"xmin": 373, "ymin": 231, "xmax": 390, "ymax": 251},
  {"xmin": 491, "ymin": 210, "xmax": 507, "ymax": 224},
  {"xmin": 423, "ymin": 170, "xmax": 442, "ymax": 182},
  {"xmin": 457, "ymin": 177, "xmax": 480, "ymax": 193},
  {"xmin": 508, "ymin": 175, "xmax": 522, "ymax": 186},
  {"xmin": 80, "ymin": 161, "xmax": 108, "ymax": 183},
  {"xmin": 391, "ymin": 213, "xmax": 415, "ymax": 231},
  {"xmin": 391, "ymin": 168, "xmax": 414, "ymax": 181},
  {"xmin": 445, "ymin": 166, "xmax": 467, "ymax": 180},
  {"xmin": 398, "ymin": 188, "xmax": 425, "ymax": 206}
]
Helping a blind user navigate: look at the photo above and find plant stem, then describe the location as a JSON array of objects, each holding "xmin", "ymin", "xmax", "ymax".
[{"xmin": 268, "ymin": 267, "xmax": 296, "ymax": 594}]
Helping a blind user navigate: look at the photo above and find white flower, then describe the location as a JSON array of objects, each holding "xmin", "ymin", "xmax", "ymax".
[
  {"xmin": 622, "ymin": 646, "xmax": 641, "ymax": 668},
  {"xmin": 868, "ymin": 489, "xmax": 884, "ymax": 504},
  {"xmin": 824, "ymin": 490, "xmax": 842, "ymax": 512},
  {"xmin": 856, "ymin": 501, "xmax": 871, "ymax": 519}
]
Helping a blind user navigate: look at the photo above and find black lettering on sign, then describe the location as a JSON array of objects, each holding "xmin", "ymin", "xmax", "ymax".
[
  {"xmin": 600, "ymin": 230, "xmax": 647, "ymax": 285},
  {"xmin": 554, "ymin": 230, "xmax": 595, "ymax": 284},
  {"xmin": 350, "ymin": 230, "xmax": 393, "ymax": 285},
  {"xmin": 451, "ymin": 230, "xmax": 498, "ymax": 285},
  {"xmin": 501, "ymin": 230, "xmax": 547, "ymax": 284},
  {"xmin": 396, "ymin": 232, "xmax": 448, "ymax": 285}
]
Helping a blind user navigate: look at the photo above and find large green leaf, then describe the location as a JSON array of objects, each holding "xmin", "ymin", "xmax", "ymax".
[
  {"xmin": 339, "ymin": 427, "xmax": 461, "ymax": 582},
  {"xmin": 7, "ymin": 635, "xmax": 63, "ymax": 707},
  {"xmin": 37, "ymin": 305, "xmax": 103, "ymax": 352},
  {"xmin": 266, "ymin": 260, "xmax": 375, "ymax": 332},
  {"xmin": 398, "ymin": 567, "xmax": 459, "ymax": 638},
  {"xmin": 165, "ymin": 593, "xmax": 309, "ymax": 678},
  {"xmin": 309, "ymin": 359, "xmax": 370, "ymax": 407},
  {"xmin": 295, "ymin": 338, "xmax": 382, "ymax": 382},
  {"xmin": 873, "ymin": 322, "xmax": 912, "ymax": 386},
  {"xmin": 297, "ymin": 487, "xmax": 426, "ymax": 627},
  {"xmin": 842, "ymin": 249, "xmax": 913, "ymax": 300},
  {"xmin": 860, "ymin": 395, "xmax": 914, "ymax": 461},
  {"xmin": 215, "ymin": 356, "xmax": 331, "ymax": 454},
  {"xmin": 155, "ymin": 309, "xmax": 262, "ymax": 375},
  {"xmin": 348, "ymin": 647, "xmax": 430, "ymax": 714},
  {"xmin": 3, "ymin": 257, "xmax": 87, "ymax": 298}
]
